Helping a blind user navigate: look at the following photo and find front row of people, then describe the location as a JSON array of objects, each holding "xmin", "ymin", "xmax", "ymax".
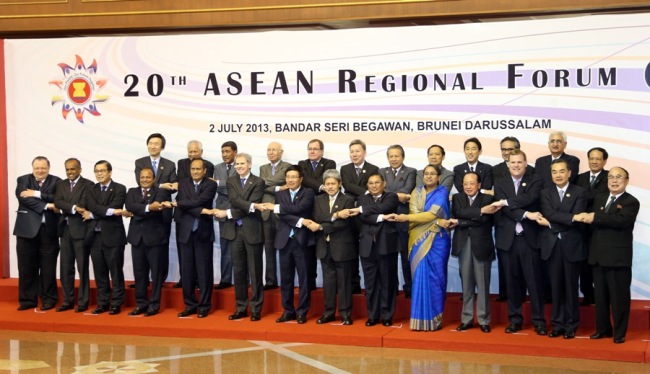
[{"xmin": 13, "ymin": 150, "xmax": 639, "ymax": 344}]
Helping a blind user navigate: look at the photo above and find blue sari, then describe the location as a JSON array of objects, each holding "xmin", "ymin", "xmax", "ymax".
[{"xmin": 408, "ymin": 185, "xmax": 451, "ymax": 331}]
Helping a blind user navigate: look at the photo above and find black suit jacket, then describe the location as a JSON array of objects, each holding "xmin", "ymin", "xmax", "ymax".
[
  {"xmin": 125, "ymin": 186, "xmax": 169, "ymax": 247},
  {"xmin": 274, "ymin": 187, "xmax": 316, "ymax": 250},
  {"xmin": 221, "ymin": 174, "xmax": 265, "ymax": 244},
  {"xmin": 539, "ymin": 184, "xmax": 588, "ymax": 262},
  {"xmin": 177, "ymin": 158, "xmax": 215, "ymax": 182},
  {"xmin": 534, "ymin": 153, "xmax": 580, "ymax": 189},
  {"xmin": 175, "ymin": 177, "xmax": 217, "ymax": 244},
  {"xmin": 313, "ymin": 193, "xmax": 357, "ymax": 261},
  {"xmin": 298, "ymin": 157, "xmax": 336, "ymax": 194},
  {"xmin": 492, "ymin": 161, "xmax": 535, "ymax": 181},
  {"xmin": 575, "ymin": 170, "xmax": 609, "ymax": 211},
  {"xmin": 340, "ymin": 162, "xmax": 379, "ymax": 200},
  {"xmin": 493, "ymin": 172, "xmax": 543, "ymax": 250},
  {"xmin": 453, "ymin": 161, "xmax": 494, "ymax": 191},
  {"xmin": 86, "ymin": 181, "xmax": 127, "ymax": 247},
  {"xmin": 13, "ymin": 173, "xmax": 61, "ymax": 238},
  {"xmin": 588, "ymin": 192, "xmax": 640, "ymax": 267},
  {"xmin": 451, "ymin": 192, "xmax": 495, "ymax": 261},
  {"xmin": 54, "ymin": 176, "xmax": 94, "ymax": 239},
  {"xmin": 357, "ymin": 192, "xmax": 399, "ymax": 257}
]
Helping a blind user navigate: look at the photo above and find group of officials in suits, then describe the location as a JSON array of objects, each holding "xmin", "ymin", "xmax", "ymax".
[{"xmin": 13, "ymin": 131, "xmax": 639, "ymax": 343}]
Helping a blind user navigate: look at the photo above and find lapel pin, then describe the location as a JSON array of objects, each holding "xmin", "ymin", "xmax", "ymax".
[
  {"xmin": 522, "ymin": 183, "xmax": 527, "ymax": 187},
  {"xmin": 566, "ymin": 193, "xmax": 571, "ymax": 198}
]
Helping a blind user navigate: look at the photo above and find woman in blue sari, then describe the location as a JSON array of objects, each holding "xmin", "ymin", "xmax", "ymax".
[{"xmin": 389, "ymin": 164, "xmax": 453, "ymax": 331}]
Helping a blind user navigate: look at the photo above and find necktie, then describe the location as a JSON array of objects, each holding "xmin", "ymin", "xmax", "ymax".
[
  {"xmin": 604, "ymin": 195, "xmax": 616, "ymax": 212},
  {"xmin": 327, "ymin": 196, "xmax": 335, "ymax": 242},
  {"xmin": 469, "ymin": 196, "xmax": 474, "ymax": 206},
  {"xmin": 272, "ymin": 164, "xmax": 276, "ymax": 176},
  {"xmin": 373, "ymin": 195, "xmax": 380, "ymax": 203},
  {"xmin": 38, "ymin": 180, "xmax": 43, "ymax": 189},
  {"xmin": 101, "ymin": 186, "xmax": 107, "ymax": 193},
  {"xmin": 290, "ymin": 190, "xmax": 297, "ymax": 202},
  {"xmin": 393, "ymin": 169, "xmax": 398, "ymax": 177},
  {"xmin": 142, "ymin": 189, "xmax": 148, "ymax": 199},
  {"xmin": 240, "ymin": 178, "xmax": 246, "ymax": 188},
  {"xmin": 194, "ymin": 183, "xmax": 200, "ymax": 192},
  {"xmin": 559, "ymin": 189, "xmax": 564, "ymax": 202},
  {"xmin": 513, "ymin": 179, "xmax": 523, "ymax": 234},
  {"xmin": 514, "ymin": 179, "xmax": 521, "ymax": 194},
  {"xmin": 152, "ymin": 160, "xmax": 158, "ymax": 178},
  {"xmin": 70, "ymin": 180, "xmax": 75, "ymax": 192},
  {"xmin": 355, "ymin": 167, "xmax": 361, "ymax": 178},
  {"xmin": 227, "ymin": 164, "xmax": 232, "ymax": 174},
  {"xmin": 590, "ymin": 175, "xmax": 596, "ymax": 188},
  {"xmin": 470, "ymin": 166, "xmax": 474, "ymax": 172},
  {"xmin": 192, "ymin": 184, "xmax": 200, "ymax": 231},
  {"xmin": 312, "ymin": 161, "xmax": 318, "ymax": 172}
]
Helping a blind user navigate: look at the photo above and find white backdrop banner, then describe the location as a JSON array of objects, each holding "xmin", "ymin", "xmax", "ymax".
[{"xmin": 4, "ymin": 13, "xmax": 650, "ymax": 298}]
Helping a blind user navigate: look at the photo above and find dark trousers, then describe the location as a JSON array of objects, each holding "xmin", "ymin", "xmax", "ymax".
[
  {"xmin": 396, "ymin": 225, "xmax": 411, "ymax": 294},
  {"xmin": 306, "ymin": 244, "xmax": 317, "ymax": 290},
  {"xmin": 263, "ymin": 216, "xmax": 278, "ymax": 286},
  {"xmin": 501, "ymin": 236, "xmax": 545, "ymax": 327},
  {"xmin": 497, "ymin": 248, "xmax": 508, "ymax": 298},
  {"xmin": 231, "ymin": 226, "xmax": 264, "ymax": 314},
  {"xmin": 59, "ymin": 226, "xmax": 90, "ymax": 308},
  {"xmin": 132, "ymin": 243, "xmax": 167, "ymax": 311},
  {"xmin": 592, "ymin": 265, "xmax": 631, "ymax": 340},
  {"xmin": 320, "ymin": 244, "xmax": 354, "ymax": 318},
  {"xmin": 279, "ymin": 238, "xmax": 311, "ymax": 316},
  {"xmin": 218, "ymin": 221, "xmax": 232, "ymax": 284},
  {"xmin": 361, "ymin": 247, "xmax": 398, "ymax": 321},
  {"xmin": 90, "ymin": 233, "xmax": 125, "ymax": 307},
  {"xmin": 16, "ymin": 225, "xmax": 59, "ymax": 307},
  {"xmin": 179, "ymin": 231, "xmax": 213, "ymax": 311},
  {"xmin": 547, "ymin": 241, "xmax": 581, "ymax": 333}
]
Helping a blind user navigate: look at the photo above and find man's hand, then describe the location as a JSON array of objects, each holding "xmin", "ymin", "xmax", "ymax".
[{"xmin": 20, "ymin": 189, "xmax": 36, "ymax": 198}]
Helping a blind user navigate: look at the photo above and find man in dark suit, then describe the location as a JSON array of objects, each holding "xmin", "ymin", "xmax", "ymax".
[
  {"xmin": 177, "ymin": 140, "xmax": 215, "ymax": 181},
  {"xmin": 215, "ymin": 153, "xmax": 265, "ymax": 321},
  {"xmin": 171, "ymin": 158, "xmax": 218, "ymax": 319},
  {"xmin": 310, "ymin": 169, "xmax": 357, "ymax": 325},
  {"xmin": 259, "ymin": 142, "xmax": 291, "ymax": 290},
  {"xmin": 350, "ymin": 173, "xmax": 399, "ymax": 326},
  {"xmin": 492, "ymin": 137, "xmax": 535, "ymax": 302},
  {"xmin": 534, "ymin": 131, "xmax": 580, "ymax": 189},
  {"xmin": 340, "ymin": 139, "xmax": 378, "ymax": 294},
  {"xmin": 54, "ymin": 158, "xmax": 94, "ymax": 313},
  {"xmin": 574, "ymin": 147, "xmax": 609, "ymax": 305},
  {"xmin": 492, "ymin": 150, "xmax": 547, "ymax": 335},
  {"xmin": 537, "ymin": 159, "xmax": 588, "ymax": 339},
  {"xmin": 263, "ymin": 165, "xmax": 315, "ymax": 324},
  {"xmin": 134, "ymin": 133, "xmax": 177, "ymax": 287},
  {"xmin": 452, "ymin": 137, "xmax": 494, "ymax": 192},
  {"xmin": 213, "ymin": 141, "xmax": 238, "ymax": 289},
  {"xmin": 125, "ymin": 168, "xmax": 171, "ymax": 317},
  {"xmin": 379, "ymin": 145, "xmax": 416, "ymax": 299},
  {"xmin": 450, "ymin": 172, "xmax": 497, "ymax": 333},
  {"xmin": 13, "ymin": 156, "xmax": 61, "ymax": 311},
  {"xmin": 578, "ymin": 166, "xmax": 640, "ymax": 344},
  {"xmin": 298, "ymin": 138, "xmax": 336, "ymax": 290},
  {"xmin": 83, "ymin": 160, "xmax": 128, "ymax": 315}
]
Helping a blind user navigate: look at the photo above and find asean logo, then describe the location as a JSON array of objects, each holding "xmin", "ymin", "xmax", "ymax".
[{"xmin": 49, "ymin": 55, "xmax": 109, "ymax": 123}]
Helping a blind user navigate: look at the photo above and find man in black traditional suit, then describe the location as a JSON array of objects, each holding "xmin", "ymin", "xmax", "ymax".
[
  {"xmin": 125, "ymin": 168, "xmax": 171, "ymax": 317},
  {"xmin": 578, "ymin": 166, "xmax": 640, "ymax": 344},
  {"xmin": 54, "ymin": 158, "xmax": 94, "ymax": 312},
  {"xmin": 13, "ymin": 156, "xmax": 61, "ymax": 311},
  {"xmin": 83, "ymin": 160, "xmax": 128, "ymax": 315},
  {"xmin": 452, "ymin": 137, "xmax": 494, "ymax": 192},
  {"xmin": 537, "ymin": 159, "xmax": 588, "ymax": 339}
]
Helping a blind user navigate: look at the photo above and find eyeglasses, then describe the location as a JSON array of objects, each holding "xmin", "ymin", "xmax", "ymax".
[
  {"xmin": 607, "ymin": 175, "xmax": 627, "ymax": 180},
  {"xmin": 549, "ymin": 139, "xmax": 564, "ymax": 144}
]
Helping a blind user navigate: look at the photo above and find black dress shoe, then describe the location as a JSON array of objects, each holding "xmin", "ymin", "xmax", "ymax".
[
  {"xmin": 75, "ymin": 306, "xmax": 88, "ymax": 313},
  {"xmin": 178, "ymin": 308, "xmax": 197, "ymax": 317},
  {"xmin": 263, "ymin": 284, "xmax": 278, "ymax": 290},
  {"xmin": 144, "ymin": 308, "xmax": 159, "ymax": 317},
  {"xmin": 127, "ymin": 283, "xmax": 136, "ymax": 288},
  {"xmin": 495, "ymin": 295, "xmax": 507, "ymax": 302},
  {"xmin": 590, "ymin": 332, "xmax": 613, "ymax": 339},
  {"xmin": 109, "ymin": 306, "xmax": 121, "ymax": 315},
  {"xmin": 215, "ymin": 282, "xmax": 233, "ymax": 290},
  {"xmin": 365, "ymin": 318, "xmax": 378, "ymax": 327},
  {"xmin": 56, "ymin": 304, "xmax": 74, "ymax": 312},
  {"xmin": 456, "ymin": 322, "xmax": 473, "ymax": 331},
  {"xmin": 342, "ymin": 316, "xmax": 353, "ymax": 325},
  {"xmin": 276, "ymin": 313, "xmax": 296, "ymax": 323},
  {"xmin": 297, "ymin": 315, "xmax": 307, "ymax": 324},
  {"xmin": 480, "ymin": 325, "xmax": 491, "ymax": 333},
  {"xmin": 382, "ymin": 319, "xmax": 393, "ymax": 327},
  {"xmin": 352, "ymin": 286, "xmax": 362, "ymax": 295},
  {"xmin": 92, "ymin": 305, "xmax": 109, "ymax": 314},
  {"xmin": 129, "ymin": 306, "xmax": 147, "ymax": 316},
  {"xmin": 173, "ymin": 282, "xmax": 183, "ymax": 288},
  {"xmin": 317, "ymin": 315, "xmax": 335, "ymax": 324},
  {"xmin": 548, "ymin": 329, "xmax": 564, "ymax": 338},
  {"xmin": 614, "ymin": 337, "xmax": 625, "ymax": 344},
  {"xmin": 535, "ymin": 325, "xmax": 548, "ymax": 336},
  {"xmin": 40, "ymin": 304, "xmax": 55, "ymax": 311},
  {"xmin": 250, "ymin": 312, "xmax": 261, "ymax": 321},
  {"xmin": 17, "ymin": 305, "xmax": 35, "ymax": 311},
  {"xmin": 580, "ymin": 299, "xmax": 594, "ymax": 306},
  {"xmin": 197, "ymin": 309, "xmax": 210, "ymax": 318},
  {"xmin": 505, "ymin": 323, "xmax": 522, "ymax": 333},
  {"xmin": 228, "ymin": 311, "xmax": 247, "ymax": 320},
  {"xmin": 564, "ymin": 331, "xmax": 576, "ymax": 339},
  {"xmin": 404, "ymin": 290, "xmax": 411, "ymax": 299}
]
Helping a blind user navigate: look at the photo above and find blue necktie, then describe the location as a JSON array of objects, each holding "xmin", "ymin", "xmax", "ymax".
[{"xmin": 152, "ymin": 160, "xmax": 158, "ymax": 178}]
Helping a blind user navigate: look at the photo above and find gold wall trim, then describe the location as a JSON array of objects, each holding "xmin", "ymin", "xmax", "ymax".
[{"xmin": 0, "ymin": 0, "xmax": 66, "ymax": 5}]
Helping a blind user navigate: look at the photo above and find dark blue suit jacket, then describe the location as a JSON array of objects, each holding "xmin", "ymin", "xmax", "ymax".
[
  {"xmin": 125, "ymin": 185, "xmax": 169, "ymax": 247},
  {"xmin": 175, "ymin": 177, "xmax": 217, "ymax": 244},
  {"xmin": 274, "ymin": 187, "xmax": 315, "ymax": 250},
  {"xmin": 539, "ymin": 184, "xmax": 588, "ymax": 262},
  {"xmin": 357, "ymin": 192, "xmax": 399, "ymax": 257},
  {"xmin": 13, "ymin": 173, "xmax": 61, "ymax": 238}
]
